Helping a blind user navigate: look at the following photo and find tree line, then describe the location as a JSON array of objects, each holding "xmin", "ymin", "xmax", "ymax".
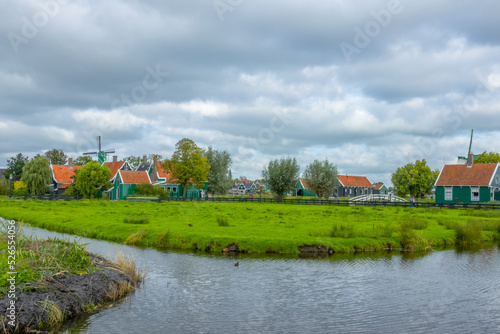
[{"xmin": 2, "ymin": 141, "xmax": 500, "ymax": 199}]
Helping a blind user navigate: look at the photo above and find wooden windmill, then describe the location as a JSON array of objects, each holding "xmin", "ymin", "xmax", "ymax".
[{"xmin": 83, "ymin": 136, "xmax": 115, "ymax": 164}]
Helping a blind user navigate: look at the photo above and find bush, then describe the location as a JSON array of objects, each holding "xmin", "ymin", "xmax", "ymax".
[
  {"xmin": 454, "ymin": 220, "xmax": 483, "ymax": 246},
  {"xmin": 0, "ymin": 177, "xmax": 10, "ymax": 195},
  {"xmin": 12, "ymin": 181, "xmax": 28, "ymax": 196},
  {"xmin": 135, "ymin": 183, "xmax": 170, "ymax": 197}
]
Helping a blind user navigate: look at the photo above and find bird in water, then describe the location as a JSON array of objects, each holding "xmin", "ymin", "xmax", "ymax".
[{"xmin": 234, "ymin": 261, "xmax": 239, "ymax": 267}]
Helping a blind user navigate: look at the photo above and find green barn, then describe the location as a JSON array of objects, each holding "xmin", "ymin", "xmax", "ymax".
[
  {"xmin": 373, "ymin": 183, "xmax": 389, "ymax": 195},
  {"xmin": 110, "ymin": 170, "xmax": 151, "ymax": 200},
  {"xmin": 295, "ymin": 179, "xmax": 317, "ymax": 197},
  {"xmin": 435, "ymin": 160, "xmax": 500, "ymax": 204}
]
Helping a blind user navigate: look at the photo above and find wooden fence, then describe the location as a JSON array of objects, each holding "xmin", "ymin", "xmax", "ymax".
[
  {"xmin": 126, "ymin": 196, "xmax": 500, "ymax": 210},
  {"xmin": 10, "ymin": 193, "xmax": 500, "ymax": 210},
  {"xmin": 11, "ymin": 194, "xmax": 81, "ymax": 201}
]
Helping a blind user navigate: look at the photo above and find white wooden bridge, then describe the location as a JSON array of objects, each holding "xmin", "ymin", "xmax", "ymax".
[{"xmin": 349, "ymin": 194, "xmax": 407, "ymax": 202}]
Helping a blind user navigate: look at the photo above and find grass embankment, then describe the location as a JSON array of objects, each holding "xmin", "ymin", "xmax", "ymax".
[
  {"xmin": 0, "ymin": 220, "xmax": 144, "ymax": 332},
  {"xmin": 0, "ymin": 199, "xmax": 499, "ymax": 254}
]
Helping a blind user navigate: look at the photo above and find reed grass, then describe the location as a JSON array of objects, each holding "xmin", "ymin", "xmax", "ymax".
[{"xmin": 454, "ymin": 220, "xmax": 483, "ymax": 246}]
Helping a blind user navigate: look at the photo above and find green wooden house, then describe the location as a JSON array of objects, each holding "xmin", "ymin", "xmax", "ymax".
[
  {"xmin": 140, "ymin": 159, "xmax": 207, "ymax": 198},
  {"xmin": 109, "ymin": 170, "xmax": 151, "ymax": 200},
  {"xmin": 295, "ymin": 179, "xmax": 317, "ymax": 197},
  {"xmin": 373, "ymin": 183, "xmax": 389, "ymax": 195},
  {"xmin": 435, "ymin": 158, "xmax": 500, "ymax": 204}
]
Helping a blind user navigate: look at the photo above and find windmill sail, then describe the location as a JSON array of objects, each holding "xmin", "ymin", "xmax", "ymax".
[{"xmin": 82, "ymin": 136, "xmax": 115, "ymax": 164}]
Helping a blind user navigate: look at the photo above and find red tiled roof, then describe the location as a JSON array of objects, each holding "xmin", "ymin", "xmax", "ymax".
[
  {"xmin": 435, "ymin": 163, "xmax": 498, "ymax": 186},
  {"xmin": 300, "ymin": 178, "xmax": 311, "ymax": 190},
  {"xmin": 338, "ymin": 175, "xmax": 372, "ymax": 187},
  {"xmin": 51, "ymin": 165, "xmax": 82, "ymax": 184},
  {"xmin": 58, "ymin": 183, "xmax": 71, "ymax": 189},
  {"xmin": 104, "ymin": 161, "xmax": 125, "ymax": 180},
  {"xmin": 155, "ymin": 161, "xmax": 175, "ymax": 182},
  {"xmin": 373, "ymin": 183, "xmax": 384, "ymax": 190},
  {"xmin": 120, "ymin": 170, "xmax": 151, "ymax": 184}
]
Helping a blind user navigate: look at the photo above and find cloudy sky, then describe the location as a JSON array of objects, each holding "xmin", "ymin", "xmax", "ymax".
[{"xmin": 2, "ymin": 0, "xmax": 500, "ymax": 185}]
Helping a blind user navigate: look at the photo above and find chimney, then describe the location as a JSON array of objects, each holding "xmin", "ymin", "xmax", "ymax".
[
  {"xmin": 143, "ymin": 155, "xmax": 147, "ymax": 165},
  {"xmin": 467, "ymin": 153, "xmax": 474, "ymax": 167},
  {"xmin": 151, "ymin": 155, "xmax": 158, "ymax": 183},
  {"xmin": 68, "ymin": 158, "xmax": 73, "ymax": 168}
]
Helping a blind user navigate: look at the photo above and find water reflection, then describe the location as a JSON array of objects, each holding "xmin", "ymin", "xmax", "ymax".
[{"xmin": 3, "ymin": 221, "xmax": 499, "ymax": 334}]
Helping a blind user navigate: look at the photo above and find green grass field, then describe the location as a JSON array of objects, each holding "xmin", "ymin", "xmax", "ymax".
[{"xmin": 0, "ymin": 199, "xmax": 499, "ymax": 254}]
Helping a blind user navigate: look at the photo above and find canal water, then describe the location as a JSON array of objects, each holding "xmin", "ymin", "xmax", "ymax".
[{"xmin": 15, "ymin": 225, "xmax": 500, "ymax": 333}]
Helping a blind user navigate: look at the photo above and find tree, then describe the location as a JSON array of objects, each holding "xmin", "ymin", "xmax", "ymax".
[
  {"xmin": 205, "ymin": 147, "xmax": 232, "ymax": 195},
  {"xmin": 303, "ymin": 159, "xmax": 339, "ymax": 199},
  {"xmin": 124, "ymin": 156, "xmax": 142, "ymax": 169},
  {"xmin": 5, "ymin": 153, "xmax": 29, "ymax": 181},
  {"xmin": 255, "ymin": 185, "xmax": 267, "ymax": 199},
  {"xmin": 475, "ymin": 151, "xmax": 500, "ymax": 164},
  {"xmin": 162, "ymin": 138, "xmax": 210, "ymax": 198},
  {"xmin": 0, "ymin": 177, "xmax": 9, "ymax": 196},
  {"xmin": 125, "ymin": 154, "xmax": 164, "ymax": 169},
  {"xmin": 44, "ymin": 148, "xmax": 68, "ymax": 165},
  {"xmin": 391, "ymin": 159, "xmax": 439, "ymax": 198},
  {"xmin": 74, "ymin": 161, "xmax": 112, "ymax": 199},
  {"xmin": 262, "ymin": 157, "xmax": 300, "ymax": 201},
  {"xmin": 73, "ymin": 155, "xmax": 94, "ymax": 166},
  {"xmin": 21, "ymin": 156, "xmax": 52, "ymax": 195}
]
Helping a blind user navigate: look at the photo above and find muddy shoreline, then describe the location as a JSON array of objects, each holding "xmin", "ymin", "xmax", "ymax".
[{"xmin": 0, "ymin": 255, "xmax": 141, "ymax": 334}]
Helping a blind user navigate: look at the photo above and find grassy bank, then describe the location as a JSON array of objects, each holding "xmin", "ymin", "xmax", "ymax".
[
  {"xmin": 0, "ymin": 219, "xmax": 144, "ymax": 333},
  {"xmin": 0, "ymin": 199, "xmax": 499, "ymax": 254}
]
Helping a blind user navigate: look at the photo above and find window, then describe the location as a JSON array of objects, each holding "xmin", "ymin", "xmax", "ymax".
[
  {"xmin": 172, "ymin": 187, "xmax": 177, "ymax": 193},
  {"xmin": 445, "ymin": 187, "xmax": 452, "ymax": 201},
  {"xmin": 471, "ymin": 187, "xmax": 479, "ymax": 201}
]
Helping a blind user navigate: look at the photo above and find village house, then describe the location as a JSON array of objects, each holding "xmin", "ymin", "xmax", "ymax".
[
  {"xmin": 50, "ymin": 158, "xmax": 82, "ymax": 194},
  {"xmin": 295, "ymin": 178, "xmax": 317, "ymax": 197},
  {"xmin": 435, "ymin": 154, "xmax": 500, "ymax": 204},
  {"xmin": 104, "ymin": 156, "xmax": 133, "ymax": 182},
  {"xmin": 138, "ymin": 156, "xmax": 206, "ymax": 198},
  {"xmin": 336, "ymin": 175, "xmax": 373, "ymax": 198},
  {"xmin": 109, "ymin": 170, "xmax": 151, "ymax": 200},
  {"xmin": 372, "ymin": 183, "xmax": 389, "ymax": 195}
]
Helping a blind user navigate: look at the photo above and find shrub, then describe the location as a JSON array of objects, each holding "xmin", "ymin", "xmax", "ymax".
[
  {"xmin": 12, "ymin": 181, "xmax": 28, "ymax": 196},
  {"xmin": 0, "ymin": 177, "xmax": 9, "ymax": 195},
  {"xmin": 454, "ymin": 220, "xmax": 483, "ymax": 246},
  {"xmin": 135, "ymin": 183, "xmax": 170, "ymax": 197}
]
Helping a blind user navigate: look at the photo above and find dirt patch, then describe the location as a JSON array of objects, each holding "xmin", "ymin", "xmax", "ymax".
[
  {"xmin": 0, "ymin": 255, "xmax": 141, "ymax": 333},
  {"xmin": 298, "ymin": 244, "xmax": 334, "ymax": 255},
  {"xmin": 222, "ymin": 243, "xmax": 240, "ymax": 253}
]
